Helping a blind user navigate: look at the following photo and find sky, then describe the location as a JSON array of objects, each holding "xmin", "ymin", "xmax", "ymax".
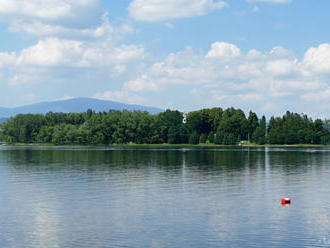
[{"xmin": 0, "ymin": 0, "xmax": 330, "ymax": 118}]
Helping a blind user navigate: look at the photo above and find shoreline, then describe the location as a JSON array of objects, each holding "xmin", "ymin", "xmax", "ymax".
[{"xmin": 1, "ymin": 143, "xmax": 330, "ymax": 148}]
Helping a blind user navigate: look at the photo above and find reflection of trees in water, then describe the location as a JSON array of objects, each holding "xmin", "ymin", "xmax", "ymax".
[
  {"xmin": 184, "ymin": 149, "xmax": 266, "ymax": 171},
  {"xmin": 0, "ymin": 149, "xmax": 186, "ymax": 174},
  {"xmin": 1, "ymin": 149, "xmax": 154, "ymax": 170},
  {"xmin": 1, "ymin": 148, "xmax": 329, "ymax": 177},
  {"xmin": 267, "ymin": 150, "xmax": 327, "ymax": 175}
]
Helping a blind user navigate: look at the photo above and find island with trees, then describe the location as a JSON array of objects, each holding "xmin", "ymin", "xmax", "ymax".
[{"xmin": 0, "ymin": 107, "xmax": 329, "ymax": 146}]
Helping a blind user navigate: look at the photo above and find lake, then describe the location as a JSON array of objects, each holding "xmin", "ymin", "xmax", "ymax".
[{"xmin": 0, "ymin": 146, "xmax": 329, "ymax": 248}]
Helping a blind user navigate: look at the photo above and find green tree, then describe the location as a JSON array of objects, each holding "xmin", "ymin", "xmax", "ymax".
[
  {"xmin": 208, "ymin": 132, "xmax": 215, "ymax": 143},
  {"xmin": 189, "ymin": 131, "xmax": 200, "ymax": 145},
  {"xmin": 200, "ymin": 133, "xmax": 207, "ymax": 143},
  {"xmin": 247, "ymin": 111, "xmax": 259, "ymax": 141},
  {"xmin": 252, "ymin": 116, "xmax": 266, "ymax": 145}
]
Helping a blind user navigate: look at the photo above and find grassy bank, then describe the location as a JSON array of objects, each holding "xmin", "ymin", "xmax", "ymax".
[{"xmin": 239, "ymin": 141, "xmax": 330, "ymax": 147}]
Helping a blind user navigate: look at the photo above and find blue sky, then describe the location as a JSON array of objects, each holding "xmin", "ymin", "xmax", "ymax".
[{"xmin": 0, "ymin": 0, "xmax": 330, "ymax": 118}]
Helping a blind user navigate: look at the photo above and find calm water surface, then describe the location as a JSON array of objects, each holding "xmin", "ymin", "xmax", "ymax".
[{"xmin": 0, "ymin": 146, "xmax": 329, "ymax": 248}]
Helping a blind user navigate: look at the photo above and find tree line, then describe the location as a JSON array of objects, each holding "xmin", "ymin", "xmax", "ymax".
[{"xmin": 0, "ymin": 108, "xmax": 329, "ymax": 145}]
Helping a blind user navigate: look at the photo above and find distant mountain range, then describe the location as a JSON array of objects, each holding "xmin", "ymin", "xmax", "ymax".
[{"xmin": 0, "ymin": 98, "xmax": 164, "ymax": 122}]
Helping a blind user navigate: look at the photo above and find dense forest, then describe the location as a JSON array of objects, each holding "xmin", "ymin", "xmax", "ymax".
[{"xmin": 0, "ymin": 108, "xmax": 329, "ymax": 145}]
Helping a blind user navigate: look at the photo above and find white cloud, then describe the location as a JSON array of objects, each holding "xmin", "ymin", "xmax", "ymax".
[
  {"xmin": 0, "ymin": 0, "xmax": 71, "ymax": 20},
  {"xmin": 247, "ymin": 0, "xmax": 291, "ymax": 3},
  {"xmin": 302, "ymin": 44, "xmax": 330, "ymax": 74},
  {"xmin": 0, "ymin": 52, "xmax": 16, "ymax": 67},
  {"xmin": 9, "ymin": 19, "xmax": 109, "ymax": 38},
  {"xmin": 123, "ymin": 75, "xmax": 160, "ymax": 92},
  {"xmin": 9, "ymin": 73, "xmax": 42, "ymax": 86},
  {"xmin": 0, "ymin": 36, "xmax": 145, "ymax": 87},
  {"xmin": 8, "ymin": 13, "xmax": 134, "ymax": 40},
  {"xmin": 128, "ymin": 0, "xmax": 228, "ymax": 22},
  {"xmin": 269, "ymin": 46, "xmax": 294, "ymax": 58},
  {"xmin": 302, "ymin": 88, "xmax": 330, "ymax": 102},
  {"xmin": 0, "ymin": 0, "xmax": 147, "ymax": 107},
  {"xmin": 119, "ymin": 41, "xmax": 330, "ymax": 116},
  {"xmin": 206, "ymin": 42, "xmax": 241, "ymax": 58},
  {"xmin": 93, "ymin": 90, "xmax": 145, "ymax": 104},
  {"xmin": 7, "ymin": 39, "xmax": 318, "ymax": 116},
  {"xmin": 247, "ymin": 49, "xmax": 264, "ymax": 59},
  {"xmin": 270, "ymin": 79, "xmax": 325, "ymax": 91},
  {"xmin": 236, "ymin": 93, "xmax": 263, "ymax": 101},
  {"xmin": 148, "ymin": 47, "xmax": 217, "ymax": 85},
  {"xmin": 208, "ymin": 90, "xmax": 263, "ymax": 102},
  {"xmin": 0, "ymin": 0, "xmax": 99, "ymax": 20},
  {"xmin": 0, "ymin": 0, "xmax": 107, "ymax": 43},
  {"xmin": 111, "ymin": 45, "xmax": 145, "ymax": 63},
  {"xmin": 238, "ymin": 63, "xmax": 262, "ymax": 77},
  {"xmin": 2, "ymin": 37, "xmax": 144, "ymax": 68},
  {"xmin": 266, "ymin": 59, "xmax": 298, "ymax": 76},
  {"xmin": 17, "ymin": 38, "xmax": 83, "ymax": 67}
]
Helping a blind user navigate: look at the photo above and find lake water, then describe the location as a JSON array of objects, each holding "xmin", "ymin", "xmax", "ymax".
[{"xmin": 0, "ymin": 146, "xmax": 329, "ymax": 248}]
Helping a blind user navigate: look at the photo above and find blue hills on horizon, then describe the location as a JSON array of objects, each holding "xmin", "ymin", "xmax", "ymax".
[{"xmin": 0, "ymin": 98, "xmax": 164, "ymax": 121}]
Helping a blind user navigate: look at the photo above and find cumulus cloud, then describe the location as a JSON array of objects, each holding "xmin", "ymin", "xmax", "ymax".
[
  {"xmin": 0, "ymin": 0, "xmax": 147, "ymax": 106},
  {"xmin": 302, "ymin": 44, "xmax": 330, "ymax": 74},
  {"xmin": 206, "ymin": 42, "xmax": 241, "ymax": 58},
  {"xmin": 128, "ymin": 0, "xmax": 228, "ymax": 22},
  {"xmin": 0, "ymin": 36, "xmax": 145, "ymax": 87},
  {"xmin": 4, "ymin": 37, "xmax": 328, "ymax": 116},
  {"xmin": 118, "ymin": 41, "xmax": 330, "ymax": 117},
  {"xmin": 0, "ymin": 0, "xmax": 99, "ymax": 20},
  {"xmin": 17, "ymin": 38, "xmax": 83, "ymax": 67},
  {"xmin": 123, "ymin": 75, "xmax": 160, "ymax": 92},
  {"xmin": 148, "ymin": 47, "xmax": 217, "ymax": 85},
  {"xmin": 3, "ymin": 37, "xmax": 144, "ymax": 68},
  {"xmin": 0, "ymin": 0, "xmax": 71, "ymax": 20},
  {"xmin": 266, "ymin": 59, "xmax": 298, "ymax": 76},
  {"xmin": 0, "ymin": 0, "xmax": 111, "ymax": 42},
  {"xmin": 7, "ymin": 12, "xmax": 134, "ymax": 41}
]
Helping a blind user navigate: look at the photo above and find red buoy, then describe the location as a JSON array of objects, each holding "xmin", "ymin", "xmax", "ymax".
[{"xmin": 281, "ymin": 198, "xmax": 291, "ymax": 205}]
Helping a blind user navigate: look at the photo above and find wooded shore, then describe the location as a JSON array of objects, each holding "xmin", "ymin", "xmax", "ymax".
[{"xmin": 0, "ymin": 107, "xmax": 329, "ymax": 146}]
